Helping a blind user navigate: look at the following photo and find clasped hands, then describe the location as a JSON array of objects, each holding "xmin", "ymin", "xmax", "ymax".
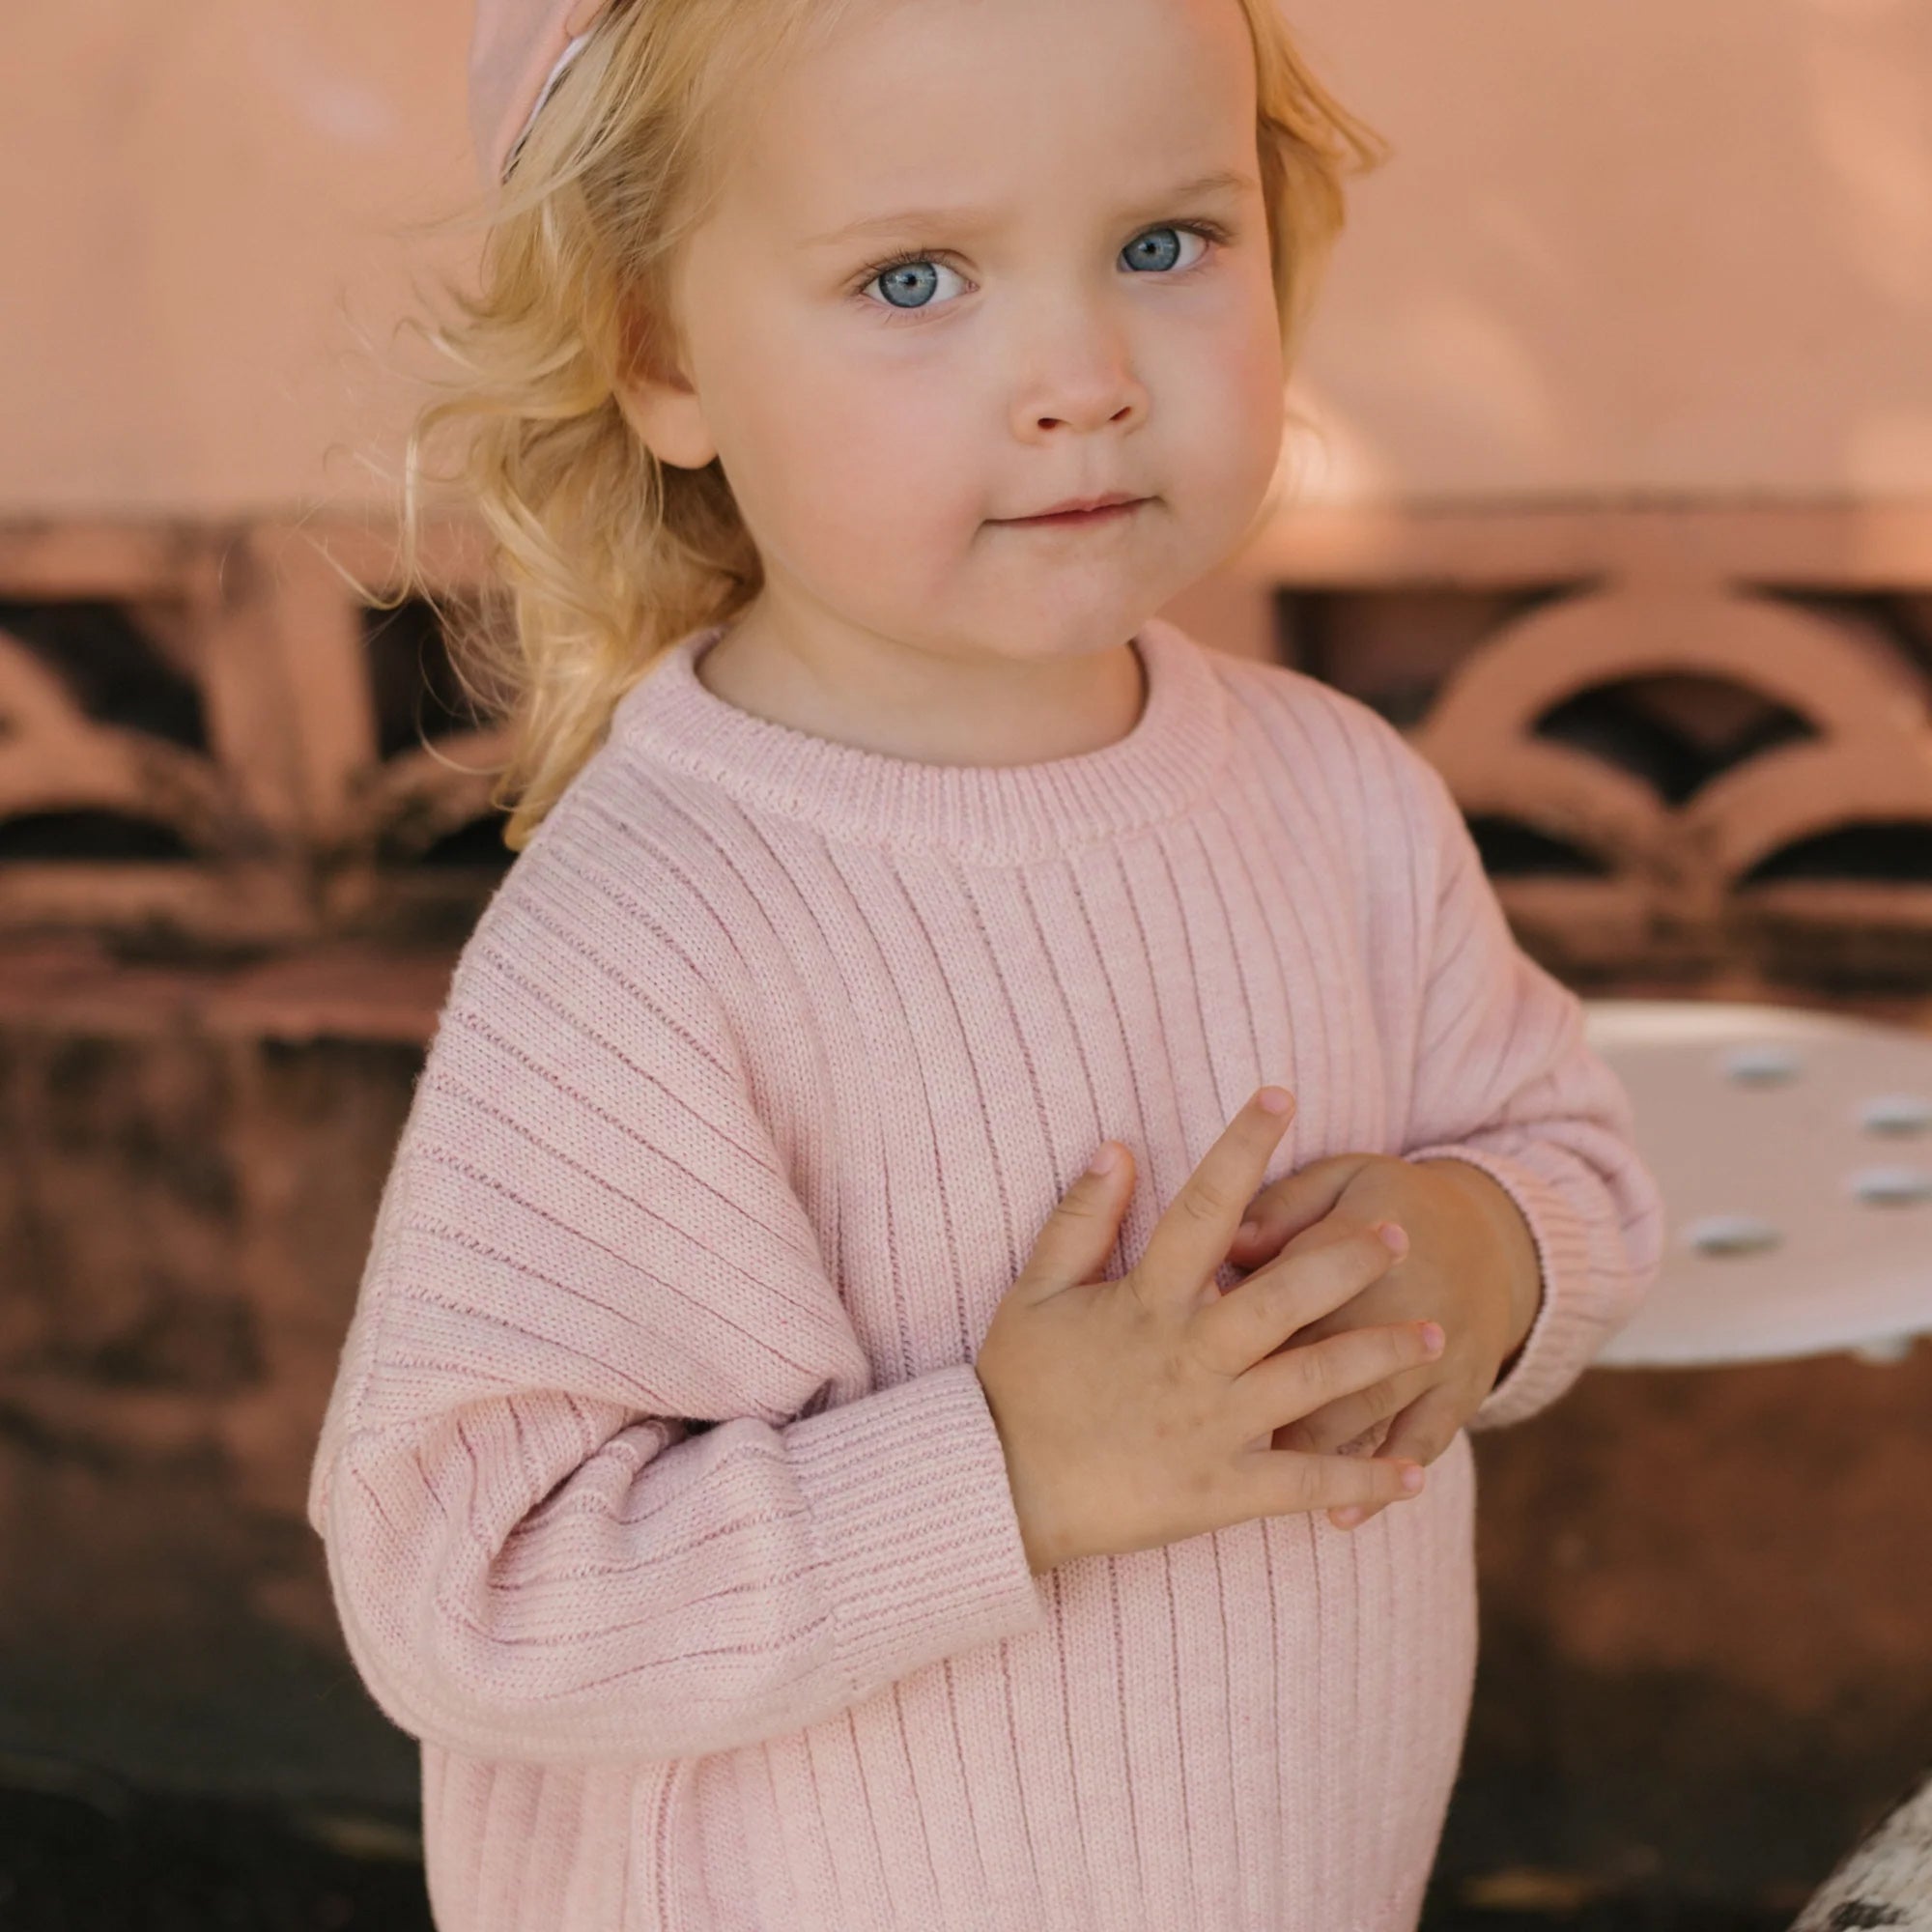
[{"xmin": 1225, "ymin": 1152, "xmax": 1543, "ymax": 1531}]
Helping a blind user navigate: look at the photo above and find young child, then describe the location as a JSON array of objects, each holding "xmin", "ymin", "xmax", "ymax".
[{"xmin": 310, "ymin": 0, "xmax": 1665, "ymax": 1925}]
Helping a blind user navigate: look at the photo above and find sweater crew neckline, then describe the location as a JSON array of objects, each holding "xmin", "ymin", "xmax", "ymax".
[{"xmin": 611, "ymin": 614, "xmax": 1232, "ymax": 863}]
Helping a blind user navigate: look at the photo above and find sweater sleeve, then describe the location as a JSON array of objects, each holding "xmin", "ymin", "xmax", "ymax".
[
  {"xmin": 306, "ymin": 836, "xmax": 1046, "ymax": 1768},
  {"xmin": 1381, "ymin": 734, "xmax": 1667, "ymax": 1432}
]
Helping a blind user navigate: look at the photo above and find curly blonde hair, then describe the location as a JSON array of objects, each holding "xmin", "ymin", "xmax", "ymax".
[{"xmin": 379, "ymin": 0, "xmax": 1389, "ymax": 851}]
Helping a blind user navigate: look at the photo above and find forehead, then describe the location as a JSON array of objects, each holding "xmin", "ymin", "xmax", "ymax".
[{"xmin": 717, "ymin": 0, "xmax": 1259, "ymax": 242}]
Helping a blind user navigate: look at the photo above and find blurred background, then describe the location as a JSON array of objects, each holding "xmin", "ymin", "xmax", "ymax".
[{"xmin": 3, "ymin": 1, "xmax": 1930, "ymax": 1926}]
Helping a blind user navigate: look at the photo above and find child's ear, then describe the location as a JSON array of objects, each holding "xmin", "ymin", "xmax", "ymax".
[{"xmin": 612, "ymin": 298, "xmax": 717, "ymax": 471}]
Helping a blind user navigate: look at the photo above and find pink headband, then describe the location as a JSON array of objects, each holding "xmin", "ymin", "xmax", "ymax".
[{"xmin": 469, "ymin": 0, "xmax": 617, "ymax": 187}]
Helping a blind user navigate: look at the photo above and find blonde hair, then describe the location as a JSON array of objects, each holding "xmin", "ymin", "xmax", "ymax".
[{"xmin": 378, "ymin": 0, "xmax": 1390, "ymax": 851}]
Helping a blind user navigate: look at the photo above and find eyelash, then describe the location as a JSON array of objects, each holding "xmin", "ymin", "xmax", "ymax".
[{"xmin": 849, "ymin": 217, "xmax": 1234, "ymax": 326}]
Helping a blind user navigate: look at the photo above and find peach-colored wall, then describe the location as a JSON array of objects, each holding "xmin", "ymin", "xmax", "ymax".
[
  {"xmin": 4, "ymin": 2, "xmax": 478, "ymax": 517},
  {"xmin": 1287, "ymin": 0, "xmax": 1932, "ymax": 503},
  {"xmin": 6, "ymin": 0, "xmax": 1929, "ymax": 517}
]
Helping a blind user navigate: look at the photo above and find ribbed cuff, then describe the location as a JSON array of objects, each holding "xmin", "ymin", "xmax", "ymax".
[
  {"xmin": 786, "ymin": 1363, "xmax": 1049, "ymax": 1702},
  {"xmin": 1403, "ymin": 1142, "xmax": 1602, "ymax": 1432}
]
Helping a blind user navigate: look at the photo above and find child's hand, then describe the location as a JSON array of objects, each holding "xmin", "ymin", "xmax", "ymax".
[
  {"xmin": 976, "ymin": 1092, "xmax": 1440, "ymax": 1576},
  {"xmin": 1226, "ymin": 1153, "xmax": 1542, "ymax": 1531}
]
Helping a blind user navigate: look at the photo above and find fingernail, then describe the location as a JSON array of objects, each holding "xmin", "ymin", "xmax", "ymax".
[
  {"xmin": 1087, "ymin": 1142, "xmax": 1120, "ymax": 1175},
  {"xmin": 1333, "ymin": 1507, "xmax": 1362, "ymax": 1527},
  {"xmin": 1420, "ymin": 1322, "xmax": 1444, "ymax": 1353},
  {"xmin": 1236, "ymin": 1218, "xmax": 1260, "ymax": 1244},
  {"xmin": 1257, "ymin": 1087, "xmax": 1292, "ymax": 1116},
  {"xmin": 1401, "ymin": 1464, "xmax": 1425, "ymax": 1492},
  {"xmin": 1378, "ymin": 1222, "xmax": 1408, "ymax": 1256}
]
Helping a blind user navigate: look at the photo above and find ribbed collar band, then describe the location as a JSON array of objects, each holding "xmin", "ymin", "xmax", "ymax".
[{"xmin": 612, "ymin": 615, "xmax": 1233, "ymax": 864}]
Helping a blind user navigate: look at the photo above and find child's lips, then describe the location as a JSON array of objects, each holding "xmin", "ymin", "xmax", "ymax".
[{"xmin": 1000, "ymin": 498, "xmax": 1146, "ymax": 527}]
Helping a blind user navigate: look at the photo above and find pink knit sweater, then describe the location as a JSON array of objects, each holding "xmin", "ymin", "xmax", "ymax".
[{"xmin": 308, "ymin": 614, "xmax": 1663, "ymax": 1932}]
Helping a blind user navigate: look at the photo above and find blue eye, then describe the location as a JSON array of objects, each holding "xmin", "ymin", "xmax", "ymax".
[{"xmin": 852, "ymin": 218, "xmax": 1231, "ymax": 325}]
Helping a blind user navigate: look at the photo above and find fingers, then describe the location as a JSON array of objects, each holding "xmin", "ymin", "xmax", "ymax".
[
  {"xmin": 1019, "ymin": 1138, "xmax": 1136, "ymax": 1299},
  {"xmin": 1277, "ymin": 1329, "xmax": 1442, "ymax": 1456},
  {"xmin": 1254, "ymin": 1441, "xmax": 1428, "ymax": 1518},
  {"xmin": 1226, "ymin": 1314, "xmax": 1443, "ymax": 1447},
  {"xmin": 1228, "ymin": 1156, "xmax": 1362, "ymax": 1265},
  {"xmin": 1331, "ymin": 1385, "xmax": 1464, "ymax": 1530},
  {"xmin": 1143, "ymin": 1088, "xmax": 1296, "ymax": 1307},
  {"xmin": 1200, "ymin": 1219, "xmax": 1408, "ymax": 1379}
]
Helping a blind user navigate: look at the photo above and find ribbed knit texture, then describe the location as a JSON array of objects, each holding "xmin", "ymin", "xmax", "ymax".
[{"xmin": 308, "ymin": 614, "xmax": 1664, "ymax": 1932}]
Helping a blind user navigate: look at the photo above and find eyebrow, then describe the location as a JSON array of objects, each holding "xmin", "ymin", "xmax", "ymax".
[{"xmin": 802, "ymin": 167, "xmax": 1258, "ymax": 251}]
